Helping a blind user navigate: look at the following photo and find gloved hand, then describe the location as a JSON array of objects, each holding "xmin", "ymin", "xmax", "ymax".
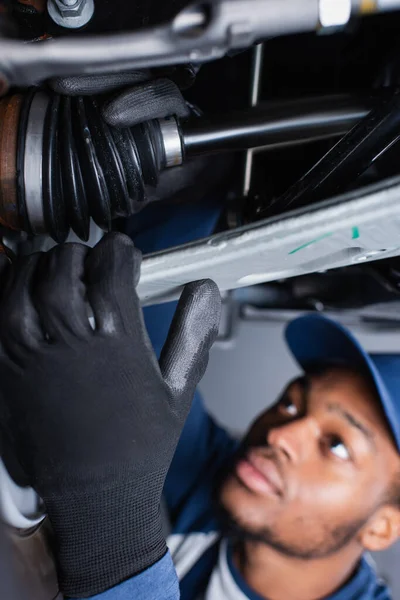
[
  {"xmin": 0, "ymin": 233, "xmax": 221, "ymax": 597},
  {"xmin": 50, "ymin": 69, "xmax": 191, "ymax": 128}
]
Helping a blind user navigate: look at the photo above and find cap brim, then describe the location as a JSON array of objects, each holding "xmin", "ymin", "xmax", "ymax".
[{"xmin": 285, "ymin": 314, "xmax": 400, "ymax": 451}]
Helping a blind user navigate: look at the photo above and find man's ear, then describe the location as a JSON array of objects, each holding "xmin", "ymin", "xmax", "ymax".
[{"xmin": 360, "ymin": 506, "xmax": 400, "ymax": 552}]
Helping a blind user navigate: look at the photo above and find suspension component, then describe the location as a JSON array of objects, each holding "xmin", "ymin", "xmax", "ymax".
[
  {"xmin": 0, "ymin": 89, "xmax": 182, "ymax": 242},
  {"xmin": 0, "ymin": 90, "xmax": 372, "ymax": 242},
  {"xmin": 181, "ymin": 95, "xmax": 372, "ymax": 156},
  {"xmin": 3, "ymin": 0, "xmax": 400, "ymax": 89},
  {"xmin": 258, "ymin": 90, "xmax": 400, "ymax": 220}
]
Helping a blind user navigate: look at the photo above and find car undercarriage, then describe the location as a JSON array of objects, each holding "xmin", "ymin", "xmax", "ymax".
[
  {"xmin": 3, "ymin": 1, "xmax": 400, "ymax": 597},
  {"xmin": 0, "ymin": 0, "xmax": 400, "ymax": 315}
]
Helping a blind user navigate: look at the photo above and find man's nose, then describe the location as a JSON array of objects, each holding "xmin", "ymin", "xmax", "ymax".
[{"xmin": 267, "ymin": 417, "xmax": 320, "ymax": 464}]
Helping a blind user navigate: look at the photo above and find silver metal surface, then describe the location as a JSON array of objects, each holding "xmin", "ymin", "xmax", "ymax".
[
  {"xmin": 376, "ymin": 0, "xmax": 400, "ymax": 11},
  {"xmin": 172, "ymin": 5, "xmax": 209, "ymax": 35},
  {"xmin": 158, "ymin": 117, "xmax": 184, "ymax": 168},
  {"xmin": 1, "ymin": 0, "xmax": 397, "ymax": 87},
  {"xmin": 138, "ymin": 177, "xmax": 400, "ymax": 304},
  {"xmin": 355, "ymin": 0, "xmax": 400, "ymax": 15},
  {"xmin": 47, "ymin": 0, "xmax": 94, "ymax": 29},
  {"xmin": 0, "ymin": 0, "xmax": 398, "ymax": 88},
  {"xmin": 243, "ymin": 43, "xmax": 264, "ymax": 197},
  {"xmin": 59, "ymin": 0, "xmax": 82, "ymax": 6},
  {"xmin": 24, "ymin": 92, "xmax": 49, "ymax": 234},
  {"xmin": 0, "ymin": 0, "xmax": 324, "ymax": 87},
  {"xmin": 319, "ymin": 0, "xmax": 352, "ymax": 27}
]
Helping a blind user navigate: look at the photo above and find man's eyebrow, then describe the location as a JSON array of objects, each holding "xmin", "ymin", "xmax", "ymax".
[{"xmin": 326, "ymin": 402, "xmax": 376, "ymax": 449}]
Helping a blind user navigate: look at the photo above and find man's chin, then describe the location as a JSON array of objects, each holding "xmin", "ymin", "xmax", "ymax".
[
  {"xmin": 217, "ymin": 473, "xmax": 272, "ymax": 532},
  {"xmin": 216, "ymin": 476, "xmax": 277, "ymax": 546},
  {"xmin": 213, "ymin": 454, "xmax": 278, "ymax": 536},
  {"xmin": 217, "ymin": 472, "xmax": 248, "ymax": 514}
]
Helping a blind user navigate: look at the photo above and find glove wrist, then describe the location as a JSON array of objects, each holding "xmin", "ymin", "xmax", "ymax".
[{"xmin": 45, "ymin": 479, "xmax": 166, "ymax": 597}]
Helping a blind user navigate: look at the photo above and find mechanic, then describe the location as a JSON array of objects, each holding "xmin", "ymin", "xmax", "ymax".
[
  {"xmin": 0, "ymin": 226, "xmax": 400, "ymax": 600},
  {"xmin": 137, "ymin": 209, "xmax": 400, "ymax": 600},
  {"xmin": 133, "ymin": 202, "xmax": 400, "ymax": 600}
]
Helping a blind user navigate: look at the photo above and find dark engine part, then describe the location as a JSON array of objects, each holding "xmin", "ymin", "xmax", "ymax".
[
  {"xmin": 0, "ymin": 89, "xmax": 374, "ymax": 242},
  {"xmin": 260, "ymin": 90, "xmax": 400, "ymax": 220},
  {"xmin": 0, "ymin": 89, "xmax": 180, "ymax": 242}
]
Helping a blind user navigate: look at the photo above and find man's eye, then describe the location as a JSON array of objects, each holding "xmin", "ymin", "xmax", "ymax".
[
  {"xmin": 327, "ymin": 435, "xmax": 350, "ymax": 461},
  {"xmin": 279, "ymin": 397, "xmax": 298, "ymax": 417}
]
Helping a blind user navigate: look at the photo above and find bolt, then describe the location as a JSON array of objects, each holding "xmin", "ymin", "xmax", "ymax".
[
  {"xmin": 53, "ymin": 0, "xmax": 85, "ymax": 16},
  {"xmin": 47, "ymin": 0, "xmax": 94, "ymax": 28}
]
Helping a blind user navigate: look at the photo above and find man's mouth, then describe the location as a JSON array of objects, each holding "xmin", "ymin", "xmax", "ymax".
[{"xmin": 235, "ymin": 449, "xmax": 284, "ymax": 498}]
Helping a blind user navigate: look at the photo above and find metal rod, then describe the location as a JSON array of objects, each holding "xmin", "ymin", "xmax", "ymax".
[
  {"xmin": 243, "ymin": 43, "xmax": 264, "ymax": 196},
  {"xmin": 259, "ymin": 91, "xmax": 400, "ymax": 219},
  {"xmin": 182, "ymin": 95, "xmax": 375, "ymax": 157}
]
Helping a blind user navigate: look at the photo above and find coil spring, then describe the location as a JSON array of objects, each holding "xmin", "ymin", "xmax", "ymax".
[{"xmin": 0, "ymin": 89, "xmax": 166, "ymax": 242}]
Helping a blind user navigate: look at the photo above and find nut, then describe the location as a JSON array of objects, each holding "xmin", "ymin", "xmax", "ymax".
[
  {"xmin": 47, "ymin": 0, "xmax": 94, "ymax": 28},
  {"xmin": 54, "ymin": 0, "xmax": 86, "ymax": 17}
]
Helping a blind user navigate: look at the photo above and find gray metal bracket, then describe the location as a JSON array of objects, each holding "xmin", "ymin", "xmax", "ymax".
[
  {"xmin": 0, "ymin": 0, "xmax": 398, "ymax": 89},
  {"xmin": 138, "ymin": 177, "xmax": 400, "ymax": 304}
]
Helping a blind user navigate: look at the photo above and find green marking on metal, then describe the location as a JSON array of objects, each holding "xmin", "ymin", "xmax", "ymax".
[
  {"xmin": 352, "ymin": 226, "xmax": 360, "ymax": 239},
  {"xmin": 289, "ymin": 232, "xmax": 333, "ymax": 255}
]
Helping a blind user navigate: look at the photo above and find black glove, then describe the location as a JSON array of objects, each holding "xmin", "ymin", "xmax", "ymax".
[
  {"xmin": 50, "ymin": 70, "xmax": 191, "ymax": 127},
  {"xmin": 0, "ymin": 233, "xmax": 221, "ymax": 597}
]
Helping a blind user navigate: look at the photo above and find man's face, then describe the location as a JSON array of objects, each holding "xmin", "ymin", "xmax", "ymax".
[{"xmin": 218, "ymin": 368, "xmax": 400, "ymax": 559}]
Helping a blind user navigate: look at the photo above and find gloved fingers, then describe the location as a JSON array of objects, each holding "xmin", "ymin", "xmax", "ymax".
[
  {"xmin": 159, "ymin": 279, "xmax": 221, "ymax": 415},
  {"xmin": 33, "ymin": 244, "xmax": 92, "ymax": 342},
  {"xmin": 0, "ymin": 254, "xmax": 45, "ymax": 360},
  {"xmin": 49, "ymin": 71, "xmax": 151, "ymax": 96},
  {"xmin": 85, "ymin": 233, "xmax": 143, "ymax": 337},
  {"xmin": 102, "ymin": 78, "xmax": 190, "ymax": 128}
]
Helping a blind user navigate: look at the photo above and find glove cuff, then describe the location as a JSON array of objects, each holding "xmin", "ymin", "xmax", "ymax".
[{"xmin": 45, "ymin": 481, "xmax": 166, "ymax": 597}]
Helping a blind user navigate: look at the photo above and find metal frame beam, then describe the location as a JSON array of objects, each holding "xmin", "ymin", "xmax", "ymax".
[{"xmin": 138, "ymin": 177, "xmax": 400, "ymax": 304}]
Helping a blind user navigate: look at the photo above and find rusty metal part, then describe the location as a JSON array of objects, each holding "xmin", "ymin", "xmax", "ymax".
[
  {"xmin": 6, "ymin": 519, "xmax": 60, "ymax": 600},
  {"xmin": 0, "ymin": 95, "xmax": 23, "ymax": 231}
]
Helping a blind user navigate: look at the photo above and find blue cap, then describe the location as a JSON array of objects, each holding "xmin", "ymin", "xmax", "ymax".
[{"xmin": 285, "ymin": 314, "xmax": 400, "ymax": 452}]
